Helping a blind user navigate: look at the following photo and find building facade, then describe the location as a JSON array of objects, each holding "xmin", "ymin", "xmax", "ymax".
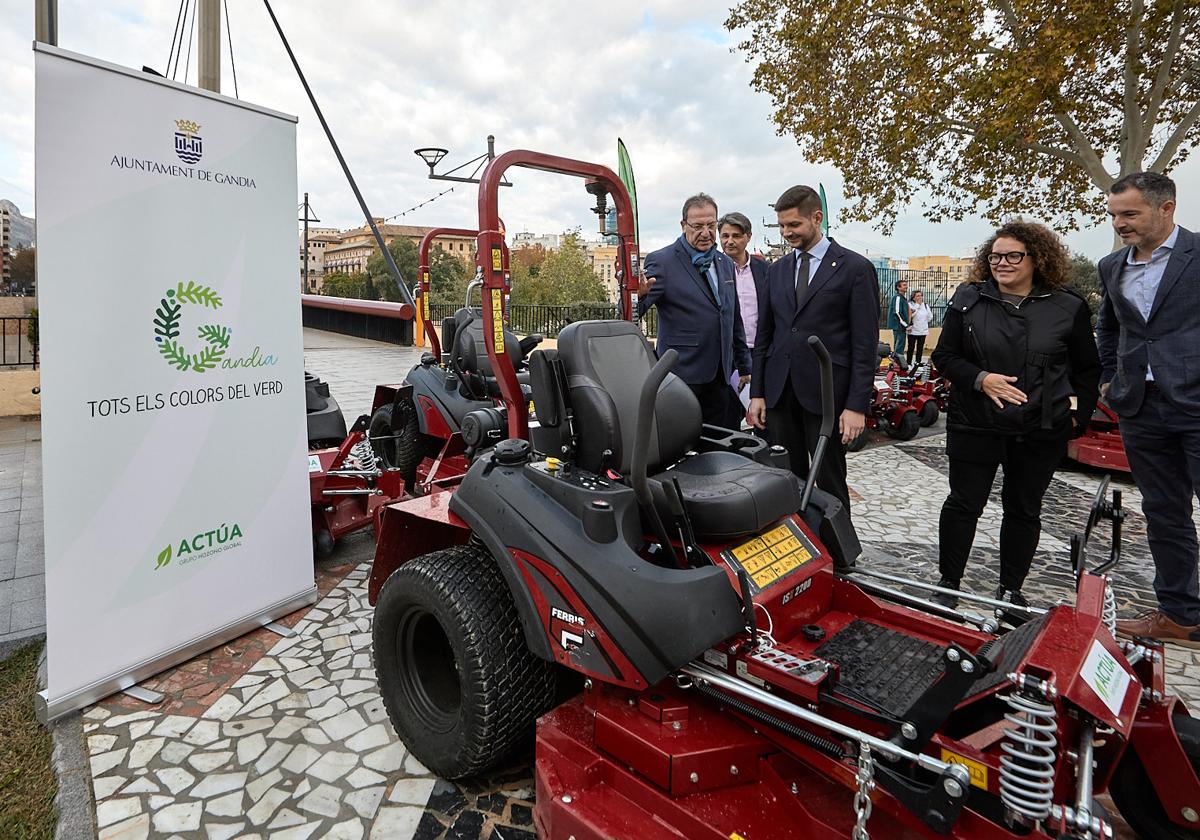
[{"xmin": 908, "ymin": 254, "xmax": 974, "ymax": 281}]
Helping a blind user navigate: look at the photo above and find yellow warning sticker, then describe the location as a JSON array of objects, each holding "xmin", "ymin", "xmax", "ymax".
[
  {"xmin": 491, "ymin": 247, "xmax": 503, "ymax": 271},
  {"xmin": 490, "ymin": 290, "xmax": 505, "ymax": 349},
  {"xmin": 724, "ymin": 520, "xmax": 816, "ymax": 592},
  {"xmin": 422, "ymin": 294, "xmax": 430, "ymax": 320},
  {"xmin": 940, "ymin": 749, "xmax": 988, "ymax": 789}
]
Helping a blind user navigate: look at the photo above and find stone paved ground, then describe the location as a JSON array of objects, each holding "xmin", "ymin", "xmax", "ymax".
[
  {"xmin": 0, "ymin": 416, "xmax": 44, "ymax": 657},
  {"xmin": 22, "ymin": 329, "xmax": 1198, "ymax": 837}
]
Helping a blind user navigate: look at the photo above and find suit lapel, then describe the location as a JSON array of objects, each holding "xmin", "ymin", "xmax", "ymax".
[
  {"xmin": 793, "ymin": 240, "xmax": 845, "ymax": 320},
  {"xmin": 674, "ymin": 243, "xmax": 718, "ymax": 307},
  {"xmin": 1148, "ymin": 228, "xmax": 1194, "ymax": 322},
  {"xmin": 776, "ymin": 251, "xmax": 798, "ymax": 320}
]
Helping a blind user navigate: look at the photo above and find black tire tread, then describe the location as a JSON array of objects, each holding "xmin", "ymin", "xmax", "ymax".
[
  {"xmin": 887, "ymin": 410, "xmax": 921, "ymax": 441},
  {"xmin": 371, "ymin": 400, "xmax": 421, "ymax": 483},
  {"xmin": 919, "ymin": 400, "xmax": 939, "ymax": 427},
  {"xmin": 1110, "ymin": 714, "xmax": 1200, "ymax": 840},
  {"xmin": 372, "ymin": 544, "xmax": 556, "ymax": 779}
]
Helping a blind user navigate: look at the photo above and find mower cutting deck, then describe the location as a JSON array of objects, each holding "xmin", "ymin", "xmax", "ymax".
[{"xmin": 366, "ymin": 148, "xmax": 1199, "ymax": 840}]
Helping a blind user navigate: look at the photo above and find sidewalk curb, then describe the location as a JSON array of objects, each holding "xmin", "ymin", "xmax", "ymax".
[{"xmin": 51, "ymin": 711, "xmax": 96, "ymax": 840}]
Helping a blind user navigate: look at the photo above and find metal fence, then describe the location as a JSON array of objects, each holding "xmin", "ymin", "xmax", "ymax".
[
  {"xmin": 0, "ymin": 318, "xmax": 38, "ymax": 369},
  {"xmin": 876, "ymin": 268, "xmax": 958, "ymax": 328}
]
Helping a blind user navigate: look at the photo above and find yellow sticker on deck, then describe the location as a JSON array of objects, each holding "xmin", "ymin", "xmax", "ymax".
[
  {"xmin": 940, "ymin": 749, "xmax": 988, "ymax": 789},
  {"xmin": 726, "ymin": 521, "xmax": 814, "ymax": 591},
  {"xmin": 490, "ymin": 290, "xmax": 505, "ymax": 349}
]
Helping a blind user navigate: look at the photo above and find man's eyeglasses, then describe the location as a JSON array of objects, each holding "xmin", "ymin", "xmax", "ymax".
[
  {"xmin": 683, "ymin": 222, "xmax": 718, "ymax": 233},
  {"xmin": 987, "ymin": 251, "xmax": 1028, "ymax": 266}
]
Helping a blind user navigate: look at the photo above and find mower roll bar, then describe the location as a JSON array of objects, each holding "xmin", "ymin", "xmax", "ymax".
[
  {"xmin": 476, "ymin": 149, "xmax": 640, "ymax": 441},
  {"xmin": 417, "ymin": 227, "xmax": 479, "ymax": 359}
]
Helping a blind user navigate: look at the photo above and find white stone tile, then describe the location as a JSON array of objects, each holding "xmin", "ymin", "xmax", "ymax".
[
  {"xmin": 267, "ymin": 715, "xmax": 309, "ymax": 740},
  {"xmin": 293, "ymin": 779, "xmax": 311, "ymax": 798},
  {"xmin": 104, "ymin": 711, "xmax": 158, "ymax": 728},
  {"xmin": 96, "ymin": 797, "xmax": 142, "ymax": 828},
  {"xmin": 277, "ymin": 692, "xmax": 312, "ymax": 711},
  {"xmin": 206, "ymin": 790, "xmax": 245, "ymax": 817},
  {"xmin": 119, "ymin": 777, "xmax": 160, "ymax": 795},
  {"xmin": 271, "ymin": 823, "xmax": 321, "ymax": 840},
  {"xmin": 236, "ymin": 732, "xmax": 268, "ymax": 765},
  {"xmin": 151, "ymin": 715, "xmax": 196, "ymax": 739},
  {"xmin": 241, "ymin": 678, "xmax": 291, "ymax": 715},
  {"xmin": 191, "ymin": 771, "xmax": 248, "ymax": 799},
  {"xmin": 86, "ymin": 706, "xmax": 113, "ymax": 721},
  {"xmin": 288, "ymin": 666, "xmax": 322, "ymax": 685},
  {"xmin": 93, "ymin": 776, "xmax": 124, "ymax": 800},
  {"xmin": 152, "ymin": 801, "xmax": 202, "ymax": 834},
  {"xmin": 298, "ymin": 782, "xmax": 344, "ymax": 818},
  {"xmin": 307, "ymin": 698, "xmax": 349, "ymax": 722},
  {"xmin": 368, "ymin": 805, "xmax": 423, "ymax": 839},
  {"xmin": 98, "ymin": 813, "xmax": 149, "ymax": 840},
  {"xmin": 128, "ymin": 736, "xmax": 164, "ymax": 769},
  {"xmin": 204, "ymin": 821, "xmax": 245, "ymax": 840},
  {"xmin": 88, "ymin": 734, "xmax": 118, "ymax": 753},
  {"xmin": 320, "ymin": 708, "xmax": 367, "ymax": 740},
  {"xmin": 128, "ymin": 721, "xmax": 155, "ymax": 741},
  {"xmin": 234, "ymin": 673, "xmax": 268, "ymax": 688},
  {"xmin": 402, "ymin": 753, "xmax": 429, "ymax": 775},
  {"xmin": 307, "ymin": 686, "xmax": 338, "ymax": 707},
  {"xmin": 362, "ymin": 699, "xmax": 388, "ymax": 724},
  {"xmin": 281, "ymin": 743, "xmax": 321, "ymax": 774},
  {"xmin": 301, "ymin": 727, "xmax": 331, "ymax": 746},
  {"xmin": 386, "ymin": 777, "xmax": 435, "ymax": 806},
  {"xmin": 149, "ymin": 795, "xmax": 174, "ymax": 810},
  {"xmin": 155, "ymin": 767, "xmax": 196, "ymax": 795},
  {"xmin": 255, "ymin": 741, "xmax": 292, "ymax": 774},
  {"xmin": 338, "ymin": 679, "xmax": 376, "ymax": 695},
  {"xmin": 267, "ymin": 808, "xmax": 306, "ymax": 829},
  {"xmin": 226, "ymin": 717, "xmax": 275, "ymax": 738},
  {"xmin": 247, "ymin": 769, "xmax": 283, "ymax": 804},
  {"xmin": 160, "ymin": 741, "xmax": 195, "ymax": 765},
  {"xmin": 249, "ymin": 657, "xmax": 280, "ymax": 673},
  {"xmin": 344, "ymin": 724, "xmax": 389, "ymax": 753},
  {"xmin": 325, "ymin": 817, "xmax": 365, "ymax": 840},
  {"xmin": 202, "ymin": 694, "xmax": 243, "ymax": 721},
  {"xmin": 187, "ymin": 750, "xmax": 233, "ymax": 773},
  {"xmin": 247, "ymin": 785, "xmax": 290, "ymax": 826},
  {"xmin": 184, "ymin": 720, "xmax": 221, "ymax": 746},
  {"xmin": 364, "ymin": 742, "xmax": 405, "ymax": 774},
  {"xmin": 89, "ymin": 748, "xmax": 128, "ymax": 777},
  {"xmin": 345, "ymin": 767, "xmax": 386, "ymax": 789},
  {"xmin": 307, "ymin": 750, "xmax": 358, "ymax": 783}
]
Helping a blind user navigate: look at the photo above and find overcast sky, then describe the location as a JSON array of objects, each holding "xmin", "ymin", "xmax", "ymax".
[{"xmin": 3, "ymin": 1, "xmax": 1196, "ymax": 261}]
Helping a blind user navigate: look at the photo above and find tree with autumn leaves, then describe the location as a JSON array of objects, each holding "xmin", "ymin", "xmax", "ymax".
[{"xmin": 726, "ymin": 0, "xmax": 1200, "ymax": 236}]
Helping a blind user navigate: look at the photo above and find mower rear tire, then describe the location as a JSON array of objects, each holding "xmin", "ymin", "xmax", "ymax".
[
  {"xmin": 313, "ymin": 529, "xmax": 335, "ymax": 559},
  {"xmin": 847, "ymin": 431, "xmax": 867, "ymax": 452},
  {"xmin": 887, "ymin": 410, "xmax": 921, "ymax": 441},
  {"xmin": 919, "ymin": 400, "xmax": 940, "ymax": 427},
  {"xmin": 370, "ymin": 400, "xmax": 421, "ymax": 483},
  {"xmin": 1111, "ymin": 713, "xmax": 1200, "ymax": 839},
  {"xmin": 372, "ymin": 544, "xmax": 556, "ymax": 779}
]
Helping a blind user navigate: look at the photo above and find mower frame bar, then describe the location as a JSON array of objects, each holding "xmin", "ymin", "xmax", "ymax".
[
  {"xmin": 418, "ymin": 227, "xmax": 479, "ymax": 359},
  {"xmin": 476, "ymin": 150, "xmax": 640, "ymax": 440},
  {"xmin": 843, "ymin": 569, "xmax": 1048, "ymax": 616},
  {"xmin": 681, "ymin": 661, "xmax": 972, "ymax": 782}
]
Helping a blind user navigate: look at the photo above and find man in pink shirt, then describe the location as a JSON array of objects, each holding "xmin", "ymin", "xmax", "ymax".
[{"xmin": 720, "ymin": 212, "xmax": 768, "ymax": 408}]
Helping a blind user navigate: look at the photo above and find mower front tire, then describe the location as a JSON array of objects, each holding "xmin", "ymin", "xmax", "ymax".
[
  {"xmin": 372, "ymin": 544, "xmax": 556, "ymax": 779},
  {"xmin": 887, "ymin": 410, "xmax": 921, "ymax": 441},
  {"xmin": 1111, "ymin": 713, "xmax": 1200, "ymax": 839},
  {"xmin": 370, "ymin": 400, "xmax": 421, "ymax": 483},
  {"xmin": 918, "ymin": 400, "xmax": 940, "ymax": 427},
  {"xmin": 847, "ymin": 431, "xmax": 868, "ymax": 453}
]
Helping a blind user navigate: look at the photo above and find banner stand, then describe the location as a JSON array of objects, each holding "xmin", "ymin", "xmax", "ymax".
[{"xmin": 36, "ymin": 587, "xmax": 316, "ymax": 723}]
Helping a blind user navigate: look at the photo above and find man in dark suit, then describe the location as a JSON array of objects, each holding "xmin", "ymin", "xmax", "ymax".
[
  {"xmin": 719, "ymin": 211, "xmax": 768, "ymax": 411},
  {"xmin": 638, "ymin": 193, "xmax": 750, "ymax": 429},
  {"xmin": 1098, "ymin": 172, "xmax": 1200, "ymax": 647},
  {"xmin": 747, "ymin": 185, "xmax": 879, "ymax": 516}
]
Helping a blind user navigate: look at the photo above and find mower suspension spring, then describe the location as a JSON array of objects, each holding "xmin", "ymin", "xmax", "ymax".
[
  {"xmin": 691, "ymin": 681, "xmax": 848, "ymax": 760},
  {"xmin": 349, "ymin": 439, "xmax": 378, "ymax": 473},
  {"xmin": 999, "ymin": 683, "xmax": 1058, "ymax": 823},
  {"xmin": 1101, "ymin": 578, "xmax": 1117, "ymax": 639}
]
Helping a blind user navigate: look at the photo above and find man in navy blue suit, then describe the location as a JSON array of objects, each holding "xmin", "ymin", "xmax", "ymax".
[
  {"xmin": 748, "ymin": 185, "xmax": 879, "ymax": 516},
  {"xmin": 638, "ymin": 193, "xmax": 750, "ymax": 429}
]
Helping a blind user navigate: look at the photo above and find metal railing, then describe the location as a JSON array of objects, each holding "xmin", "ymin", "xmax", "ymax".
[
  {"xmin": 0, "ymin": 318, "xmax": 38, "ymax": 369},
  {"xmin": 428, "ymin": 303, "xmax": 657, "ymax": 338},
  {"xmin": 876, "ymin": 268, "xmax": 958, "ymax": 328}
]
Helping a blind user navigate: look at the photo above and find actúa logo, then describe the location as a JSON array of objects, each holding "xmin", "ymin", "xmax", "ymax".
[{"xmin": 155, "ymin": 522, "xmax": 243, "ymax": 569}]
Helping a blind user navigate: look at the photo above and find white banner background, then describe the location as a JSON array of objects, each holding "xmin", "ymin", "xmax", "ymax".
[{"xmin": 35, "ymin": 45, "xmax": 315, "ymax": 715}]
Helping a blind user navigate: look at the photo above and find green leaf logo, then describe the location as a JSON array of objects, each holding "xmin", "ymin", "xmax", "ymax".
[
  {"xmin": 155, "ymin": 544, "xmax": 172, "ymax": 569},
  {"xmin": 153, "ymin": 283, "xmax": 229, "ymax": 374}
]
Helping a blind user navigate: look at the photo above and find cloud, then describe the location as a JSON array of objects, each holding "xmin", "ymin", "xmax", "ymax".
[{"xmin": 2, "ymin": 0, "xmax": 1196, "ymax": 261}]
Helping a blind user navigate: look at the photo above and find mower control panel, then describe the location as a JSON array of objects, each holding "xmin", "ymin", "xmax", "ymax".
[{"xmin": 530, "ymin": 459, "xmax": 615, "ymax": 492}]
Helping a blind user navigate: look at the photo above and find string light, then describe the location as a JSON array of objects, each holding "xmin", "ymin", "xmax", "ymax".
[{"xmin": 383, "ymin": 186, "xmax": 457, "ymax": 222}]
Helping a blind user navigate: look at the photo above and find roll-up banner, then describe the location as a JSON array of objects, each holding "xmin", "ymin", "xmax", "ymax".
[{"xmin": 34, "ymin": 44, "xmax": 316, "ymax": 719}]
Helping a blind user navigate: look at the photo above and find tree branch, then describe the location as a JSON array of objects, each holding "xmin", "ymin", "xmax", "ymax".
[
  {"xmin": 1052, "ymin": 111, "xmax": 1114, "ymax": 188},
  {"xmin": 1148, "ymin": 98, "xmax": 1200, "ymax": 172},
  {"xmin": 1139, "ymin": 0, "xmax": 1184, "ymax": 165},
  {"xmin": 1120, "ymin": 0, "xmax": 1146, "ymax": 170}
]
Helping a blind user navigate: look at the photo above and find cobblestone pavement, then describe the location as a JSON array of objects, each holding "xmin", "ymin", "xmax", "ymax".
[{"xmin": 60, "ymin": 330, "xmax": 1192, "ymax": 838}]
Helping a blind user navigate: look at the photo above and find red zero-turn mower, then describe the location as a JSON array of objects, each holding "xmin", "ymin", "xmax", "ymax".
[
  {"xmin": 1067, "ymin": 402, "xmax": 1131, "ymax": 474},
  {"xmin": 366, "ymin": 226, "xmax": 544, "ymax": 497},
  {"xmin": 909, "ymin": 359, "xmax": 949, "ymax": 426},
  {"xmin": 847, "ymin": 344, "xmax": 923, "ymax": 451},
  {"xmin": 368, "ymin": 150, "xmax": 1199, "ymax": 840},
  {"xmin": 306, "ymin": 373, "xmax": 406, "ymax": 557}
]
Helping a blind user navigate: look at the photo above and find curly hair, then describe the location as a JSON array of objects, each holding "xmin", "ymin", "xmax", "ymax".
[{"xmin": 969, "ymin": 221, "xmax": 1071, "ymax": 291}]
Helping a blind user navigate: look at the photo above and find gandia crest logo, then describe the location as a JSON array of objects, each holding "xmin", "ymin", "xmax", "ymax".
[
  {"xmin": 153, "ymin": 282, "xmax": 230, "ymax": 373},
  {"xmin": 174, "ymin": 118, "xmax": 202, "ymax": 164}
]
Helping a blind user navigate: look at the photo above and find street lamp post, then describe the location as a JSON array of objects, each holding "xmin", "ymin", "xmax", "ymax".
[{"xmin": 413, "ymin": 136, "xmax": 512, "ymax": 187}]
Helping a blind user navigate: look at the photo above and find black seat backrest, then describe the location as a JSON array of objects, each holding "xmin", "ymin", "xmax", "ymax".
[
  {"xmin": 528, "ymin": 349, "xmax": 568, "ymax": 428},
  {"xmin": 441, "ymin": 316, "xmax": 458, "ymax": 359},
  {"xmin": 877, "ymin": 341, "xmax": 892, "ymax": 359},
  {"xmin": 556, "ymin": 320, "xmax": 701, "ymax": 474},
  {"xmin": 451, "ymin": 308, "xmax": 523, "ymax": 378}
]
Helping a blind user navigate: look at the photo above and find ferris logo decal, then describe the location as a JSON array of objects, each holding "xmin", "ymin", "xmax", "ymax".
[{"xmin": 550, "ymin": 607, "xmax": 586, "ymax": 649}]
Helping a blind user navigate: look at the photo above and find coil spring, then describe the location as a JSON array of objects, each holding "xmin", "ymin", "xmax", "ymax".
[
  {"xmin": 349, "ymin": 439, "xmax": 378, "ymax": 472},
  {"xmin": 1000, "ymin": 687, "xmax": 1058, "ymax": 822},
  {"xmin": 1102, "ymin": 577, "xmax": 1117, "ymax": 638}
]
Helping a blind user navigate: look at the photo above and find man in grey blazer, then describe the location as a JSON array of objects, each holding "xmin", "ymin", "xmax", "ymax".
[{"xmin": 1097, "ymin": 172, "xmax": 1200, "ymax": 647}]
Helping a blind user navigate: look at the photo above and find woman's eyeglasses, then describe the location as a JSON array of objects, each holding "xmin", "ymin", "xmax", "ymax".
[{"xmin": 987, "ymin": 251, "xmax": 1028, "ymax": 266}]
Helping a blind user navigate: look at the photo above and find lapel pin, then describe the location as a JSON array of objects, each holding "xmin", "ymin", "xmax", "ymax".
[{"xmin": 831, "ymin": 261, "xmax": 837, "ymax": 267}]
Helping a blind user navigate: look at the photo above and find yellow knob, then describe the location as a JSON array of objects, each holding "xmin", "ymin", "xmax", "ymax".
[{"xmin": 546, "ymin": 457, "xmax": 561, "ymax": 471}]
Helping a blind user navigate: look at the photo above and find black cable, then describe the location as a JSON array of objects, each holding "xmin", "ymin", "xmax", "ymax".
[
  {"xmin": 223, "ymin": 0, "xmax": 239, "ymax": 98},
  {"xmin": 183, "ymin": 0, "xmax": 198, "ymax": 84},
  {"xmin": 166, "ymin": 0, "xmax": 186, "ymax": 76},
  {"xmin": 171, "ymin": 0, "xmax": 191, "ymax": 80}
]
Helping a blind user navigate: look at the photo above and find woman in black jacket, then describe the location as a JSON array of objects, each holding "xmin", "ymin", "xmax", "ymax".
[{"xmin": 930, "ymin": 221, "xmax": 1100, "ymax": 609}]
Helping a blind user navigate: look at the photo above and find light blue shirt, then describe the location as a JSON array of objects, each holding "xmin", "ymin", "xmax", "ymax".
[
  {"xmin": 1122, "ymin": 224, "xmax": 1179, "ymax": 380},
  {"xmin": 794, "ymin": 235, "xmax": 831, "ymax": 288}
]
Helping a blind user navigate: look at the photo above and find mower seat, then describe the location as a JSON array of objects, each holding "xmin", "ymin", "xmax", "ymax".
[
  {"xmin": 555, "ymin": 320, "xmax": 800, "ymax": 539},
  {"xmin": 450, "ymin": 308, "xmax": 538, "ymax": 399}
]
